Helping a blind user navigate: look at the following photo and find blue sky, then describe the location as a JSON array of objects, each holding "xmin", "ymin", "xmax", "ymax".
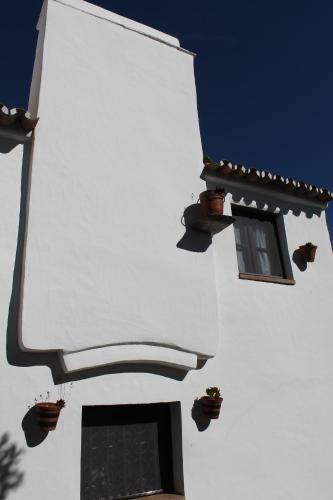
[{"xmin": 1, "ymin": 0, "xmax": 332, "ymax": 240}]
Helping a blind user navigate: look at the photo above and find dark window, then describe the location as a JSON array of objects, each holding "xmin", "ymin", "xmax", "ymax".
[
  {"xmin": 81, "ymin": 403, "xmax": 182, "ymax": 500},
  {"xmin": 232, "ymin": 206, "xmax": 285, "ymax": 278}
]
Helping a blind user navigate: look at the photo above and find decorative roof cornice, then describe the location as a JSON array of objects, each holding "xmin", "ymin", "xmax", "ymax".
[
  {"xmin": 0, "ymin": 104, "xmax": 39, "ymax": 132},
  {"xmin": 203, "ymin": 158, "xmax": 333, "ymax": 204}
]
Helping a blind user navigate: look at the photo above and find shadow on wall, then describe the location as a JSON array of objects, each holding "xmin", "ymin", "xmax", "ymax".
[
  {"xmin": 178, "ymin": 178, "xmax": 325, "ymax": 255},
  {"xmin": 292, "ymin": 249, "xmax": 307, "ymax": 272},
  {"xmin": 59, "ymin": 361, "xmax": 188, "ymax": 383},
  {"xmin": 0, "ymin": 138, "xmax": 21, "ymax": 155},
  {"xmin": 207, "ymin": 181, "xmax": 325, "ymax": 220},
  {"xmin": 203, "ymin": 179, "xmax": 325, "ymax": 275},
  {"xmin": 21, "ymin": 408, "xmax": 48, "ymax": 448},
  {"xmin": 5, "ymin": 141, "xmax": 65, "ymax": 382},
  {"xmin": 0, "ymin": 433, "xmax": 24, "ymax": 500},
  {"xmin": 191, "ymin": 399, "xmax": 210, "ymax": 432},
  {"xmin": 177, "ymin": 204, "xmax": 212, "ymax": 252}
]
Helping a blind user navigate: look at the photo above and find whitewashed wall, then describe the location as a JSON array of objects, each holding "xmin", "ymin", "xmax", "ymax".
[
  {"xmin": 21, "ymin": 0, "xmax": 219, "ymax": 368},
  {"xmin": 0, "ymin": 1, "xmax": 333, "ymax": 500}
]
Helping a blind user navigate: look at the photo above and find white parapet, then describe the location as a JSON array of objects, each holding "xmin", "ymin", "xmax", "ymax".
[{"xmin": 20, "ymin": 0, "xmax": 219, "ymax": 368}]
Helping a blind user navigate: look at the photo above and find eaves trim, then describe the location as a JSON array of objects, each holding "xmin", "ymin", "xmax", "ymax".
[
  {"xmin": 203, "ymin": 159, "xmax": 333, "ymax": 204},
  {"xmin": 0, "ymin": 104, "xmax": 39, "ymax": 132}
]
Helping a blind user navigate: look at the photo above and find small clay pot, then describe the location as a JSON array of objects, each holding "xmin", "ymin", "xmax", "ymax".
[
  {"xmin": 35, "ymin": 400, "xmax": 65, "ymax": 431},
  {"xmin": 201, "ymin": 396, "xmax": 223, "ymax": 419},
  {"xmin": 199, "ymin": 190, "xmax": 225, "ymax": 217},
  {"xmin": 299, "ymin": 243, "xmax": 317, "ymax": 262}
]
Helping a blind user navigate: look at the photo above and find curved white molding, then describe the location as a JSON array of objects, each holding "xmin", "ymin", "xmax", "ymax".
[{"xmin": 62, "ymin": 344, "xmax": 198, "ymax": 373}]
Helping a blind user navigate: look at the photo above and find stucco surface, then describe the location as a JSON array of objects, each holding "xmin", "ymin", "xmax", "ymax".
[
  {"xmin": 1, "ymin": 2, "xmax": 333, "ymax": 500},
  {"xmin": 21, "ymin": 0, "xmax": 219, "ymax": 361},
  {"xmin": 53, "ymin": 0, "xmax": 181, "ymax": 47}
]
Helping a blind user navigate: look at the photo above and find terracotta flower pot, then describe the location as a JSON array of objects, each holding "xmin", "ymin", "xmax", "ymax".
[
  {"xmin": 299, "ymin": 243, "xmax": 317, "ymax": 262},
  {"xmin": 35, "ymin": 400, "xmax": 65, "ymax": 431},
  {"xmin": 201, "ymin": 396, "xmax": 223, "ymax": 419},
  {"xmin": 199, "ymin": 190, "xmax": 225, "ymax": 217}
]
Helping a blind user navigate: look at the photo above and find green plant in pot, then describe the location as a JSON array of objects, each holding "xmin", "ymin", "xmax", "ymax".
[{"xmin": 201, "ymin": 387, "xmax": 223, "ymax": 419}]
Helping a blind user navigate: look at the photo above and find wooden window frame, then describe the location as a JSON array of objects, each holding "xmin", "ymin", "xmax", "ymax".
[
  {"xmin": 232, "ymin": 205, "xmax": 295, "ymax": 285},
  {"xmin": 238, "ymin": 272, "xmax": 295, "ymax": 285}
]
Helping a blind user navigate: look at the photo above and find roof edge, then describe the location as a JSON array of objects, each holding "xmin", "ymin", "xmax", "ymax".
[
  {"xmin": 202, "ymin": 159, "xmax": 333, "ymax": 205},
  {"xmin": 0, "ymin": 104, "xmax": 39, "ymax": 132}
]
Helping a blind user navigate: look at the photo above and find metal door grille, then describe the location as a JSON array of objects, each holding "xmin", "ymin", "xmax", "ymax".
[{"xmin": 81, "ymin": 404, "xmax": 173, "ymax": 500}]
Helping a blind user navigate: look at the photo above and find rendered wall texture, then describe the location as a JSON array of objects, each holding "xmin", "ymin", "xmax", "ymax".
[
  {"xmin": 0, "ymin": 2, "xmax": 333, "ymax": 500},
  {"xmin": 21, "ymin": 0, "xmax": 219, "ymax": 366}
]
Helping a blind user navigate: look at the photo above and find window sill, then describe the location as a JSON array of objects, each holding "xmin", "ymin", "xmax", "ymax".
[
  {"xmin": 133, "ymin": 495, "xmax": 184, "ymax": 500},
  {"xmin": 239, "ymin": 273, "xmax": 295, "ymax": 285}
]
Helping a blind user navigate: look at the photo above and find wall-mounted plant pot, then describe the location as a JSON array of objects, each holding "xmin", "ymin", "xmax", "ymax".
[
  {"xmin": 35, "ymin": 400, "xmax": 65, "ymax": 431},
  {"xmin": 201, "ymin": 396, "xmax": 223, "ymax": 419},
  {"xmin": 298, "ymin": 243, "xmax": 317, "ymax": 262},
  {"xmin": 199, "ymin": 189, "xmax": 225, "ymax": 217}
]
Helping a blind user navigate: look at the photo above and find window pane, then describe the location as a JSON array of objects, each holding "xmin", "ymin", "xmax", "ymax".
[
  {"xmin": 234, "ymin": 217, "xmax": 256, "ymax": 273},
  {"xmin": 234, "ymin": 225, "xmax": 246, "ymax": 273},
  {"xmin": 233, "ymin": 209, "xmax": 284, "ymax": 277}
]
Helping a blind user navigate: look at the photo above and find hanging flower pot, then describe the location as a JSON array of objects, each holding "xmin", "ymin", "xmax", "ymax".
[
  {"xmin": 199, "ymin": 189, "xmax": 225, "ymax": 217},
  {"xmin": 35, "ymin": 399, "xmax": 65, "ymax": 431},
  {"xmin": 201, "ymin": 387, "xmax": 223, "ymax": 419},
  {"xmin": 298, "ymin": 242, "xmax": 317, "ymax": 262}
]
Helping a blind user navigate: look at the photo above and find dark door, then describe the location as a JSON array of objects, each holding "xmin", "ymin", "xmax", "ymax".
[{"xmin": 81, "ymin": 404, "xmax": 174, "ymax": 500}]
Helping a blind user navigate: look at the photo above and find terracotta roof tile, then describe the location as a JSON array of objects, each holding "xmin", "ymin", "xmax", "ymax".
[
  {"xmin": 203, "ymin": 158, "xmax": 333, "ymax": 203},
  {"xmin": 0, "ymin": 104, "xmax": 39, "ymax": 132}
]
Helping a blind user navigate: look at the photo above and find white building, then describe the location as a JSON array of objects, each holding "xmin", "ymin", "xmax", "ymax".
[{"xmin": 0, "ymin": 1, "xmax": 332, "ymax": 499}]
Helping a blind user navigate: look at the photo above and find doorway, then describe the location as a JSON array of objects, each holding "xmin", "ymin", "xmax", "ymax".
[{"xmin": 81, "ymin": 402, "xmax": 184, "ymax": 500}]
